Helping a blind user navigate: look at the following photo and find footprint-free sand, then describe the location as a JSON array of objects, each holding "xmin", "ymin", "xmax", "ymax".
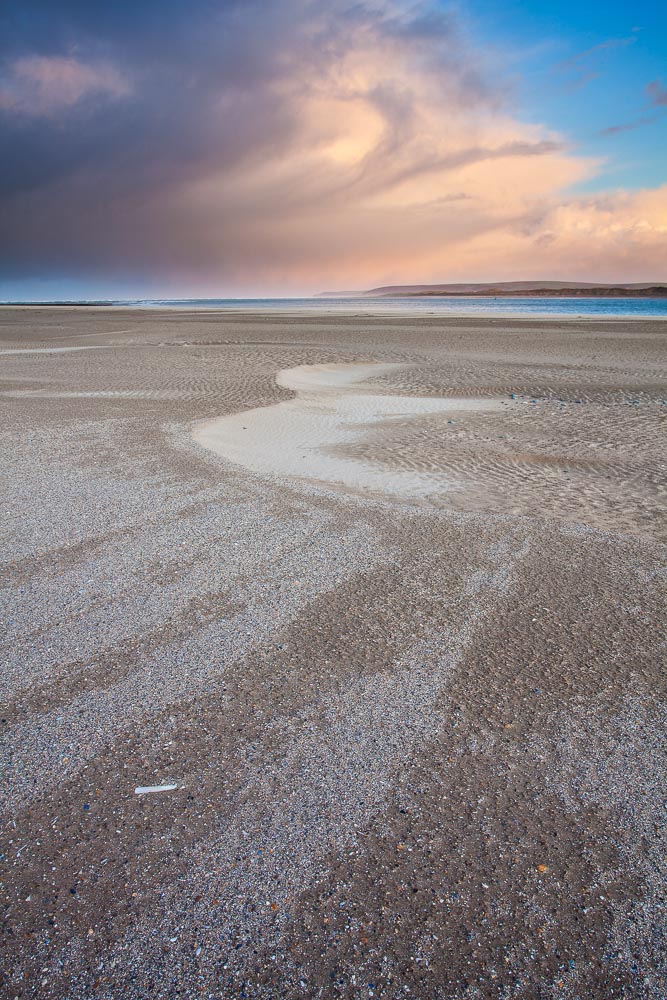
[
  {"xmin": 194, "ymin": 362, "xmax": 508, "ymax": 497},
  {"xmin": 1, "ymin": 306, "xmax": 666, "ymax": 999}
]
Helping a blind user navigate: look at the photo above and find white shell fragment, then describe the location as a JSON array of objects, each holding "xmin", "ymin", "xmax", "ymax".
[{"xmin": 134, "ymin": 783, "xmax": 178, "ymax": 795}]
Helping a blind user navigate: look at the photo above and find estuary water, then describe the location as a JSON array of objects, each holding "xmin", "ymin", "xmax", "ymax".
[{"xmin": 113, "ymin": 296, "xmax": 667, "ymax": 318}]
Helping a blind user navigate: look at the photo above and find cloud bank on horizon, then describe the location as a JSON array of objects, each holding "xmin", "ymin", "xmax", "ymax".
[{"xmin": 0, "ymin": 0, "xmax": 665, "ymax": 297}]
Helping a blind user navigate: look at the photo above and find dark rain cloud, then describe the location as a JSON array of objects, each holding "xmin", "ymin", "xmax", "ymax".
[{"xmin": 0, "ymin": 0, "xmax": 499, "ymax": 286}]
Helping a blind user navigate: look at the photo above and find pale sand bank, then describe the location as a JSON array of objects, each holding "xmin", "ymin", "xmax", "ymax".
[{"xmin": 194, "ymin": 361, "xmax": 507, "ymax": 498}]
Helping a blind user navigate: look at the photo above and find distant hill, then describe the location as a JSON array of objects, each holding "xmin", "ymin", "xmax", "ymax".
[{"xmin": 317, "ymin": 281, "xmax": 667, "ymax": 298}]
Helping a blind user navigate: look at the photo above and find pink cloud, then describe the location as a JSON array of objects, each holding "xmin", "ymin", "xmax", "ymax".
[
  {"xmin": 646, "ymin": 79, "xmax": 667, "ymax": 107},
  {"xmin": 0, "ymin": 55, "xmax": 130, "ymax": 116}
]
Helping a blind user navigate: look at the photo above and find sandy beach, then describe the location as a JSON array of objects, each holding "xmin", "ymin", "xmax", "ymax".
[{"xmin": 1, "ymin": 306, "xmax": 666, "ymax": 999}]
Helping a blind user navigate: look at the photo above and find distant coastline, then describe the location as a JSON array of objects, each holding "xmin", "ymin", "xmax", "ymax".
[
  {"xmin": 387, "ymin": 287, "xmax": 667, "ymax": 299},
  {"xmin": 318, "ymin": 280, "xmax": 667, "ymax": 298}
]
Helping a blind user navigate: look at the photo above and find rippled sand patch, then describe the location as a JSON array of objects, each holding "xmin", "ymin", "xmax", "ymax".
[
  {"xmin": 193, "ymin": 362, "xmax": 507, "ymax": 498},
  {"xmin": 0, "ymin": 346, "xmax": 106, "ymax": 355},
  {"xmin": 0, "ymin": 388, "xmax": 198, "ymax": 400},
  {"xmin": 342, "ymin": 397, "xmax": 667, "ymax": 539}
]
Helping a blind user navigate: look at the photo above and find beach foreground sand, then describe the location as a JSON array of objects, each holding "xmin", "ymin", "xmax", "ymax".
[{"xmin": 1, "ymin": 307, "xmax": 666, "ymax": 999}]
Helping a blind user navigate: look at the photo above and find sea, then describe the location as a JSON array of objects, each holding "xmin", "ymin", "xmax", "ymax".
[{"xmin": 108, "ymin": 296, "xmax": 667, "ymax": 318}]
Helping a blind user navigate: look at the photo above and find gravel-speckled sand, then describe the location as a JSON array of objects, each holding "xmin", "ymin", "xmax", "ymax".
[{"xmin": 1, "ymin": 307, "xmax": 666, "ymax": 999}]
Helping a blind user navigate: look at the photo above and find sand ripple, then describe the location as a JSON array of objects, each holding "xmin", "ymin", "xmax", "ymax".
[{"xmin": 193, "ymin": 362, "xmax": 506, "ymax": 498}]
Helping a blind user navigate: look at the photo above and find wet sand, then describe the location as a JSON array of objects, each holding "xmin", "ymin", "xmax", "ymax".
[{"xmin": 1, "ymin": 307, "xmax": 666, "ymax": 999}]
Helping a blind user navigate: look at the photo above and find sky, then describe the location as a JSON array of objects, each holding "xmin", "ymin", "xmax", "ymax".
[{"xmin": 0, "ymin": 0, "xmax": 666, "ymax": 299}]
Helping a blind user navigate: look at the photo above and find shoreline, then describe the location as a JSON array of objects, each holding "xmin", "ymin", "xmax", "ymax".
[{"xmin": 3, "ymin": 301, "xmax": 667, "ymax": 321}]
